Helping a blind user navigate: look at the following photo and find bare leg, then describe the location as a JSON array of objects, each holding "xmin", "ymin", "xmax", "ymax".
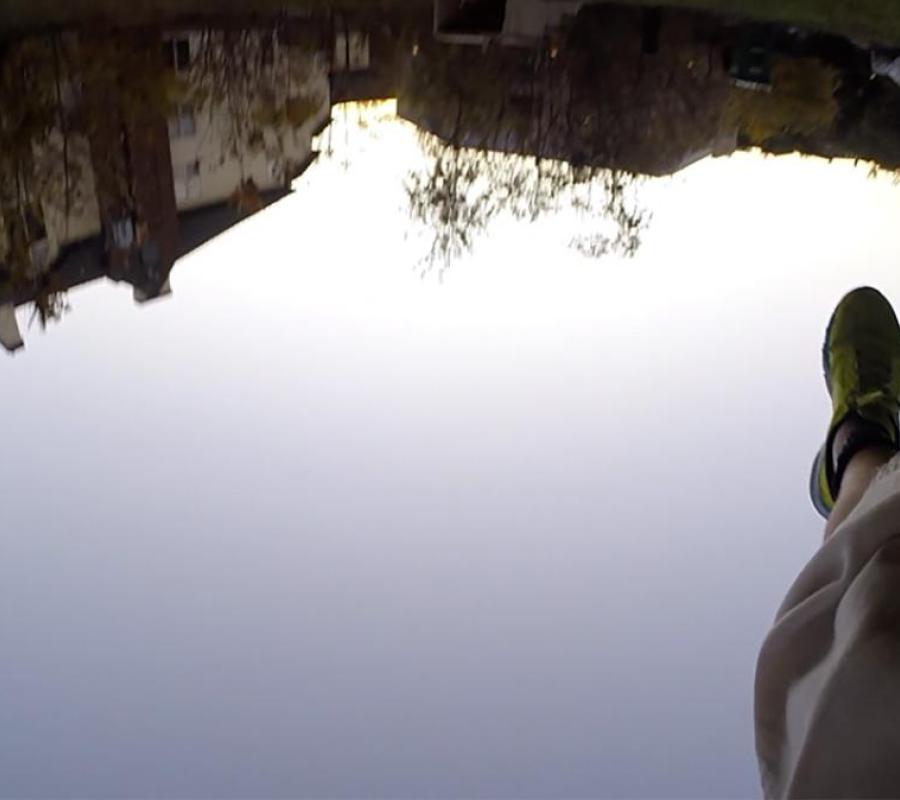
[{"xmin": 825, "ymin": 443, "xmax": 896, "ymax": 539}]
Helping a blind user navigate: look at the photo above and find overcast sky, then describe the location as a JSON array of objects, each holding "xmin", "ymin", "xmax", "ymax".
[{"xmin": 4, "ymin": 105, "xmax": 900, "ymax": 798}]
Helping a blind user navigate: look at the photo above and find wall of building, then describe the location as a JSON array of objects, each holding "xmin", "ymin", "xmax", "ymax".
[
  {"xmin": 167, "ymin": 32, "xmax": 331, "ymax": 210},
  {"xmin": 40, "ymin": 132, "xmax": 102, "ymax": 260},
  {"xmin": 169, "ymin": 95, "xmax": 328, "ymax": 209},
  {"xmin": 2, "ymin": 26, "xmax": 332, "ymax": 293},
  {"xmin": 0, "ymin": 132, "xmax": 102, "ymax": 276}
]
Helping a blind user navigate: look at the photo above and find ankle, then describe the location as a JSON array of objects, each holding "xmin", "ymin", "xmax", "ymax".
[{"xmin": 829, "ymin": 413, "xmax": 898, "ymax": 500}]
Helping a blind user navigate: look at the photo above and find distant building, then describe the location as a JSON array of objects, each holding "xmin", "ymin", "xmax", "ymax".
[
  {"xmin": 403, "ymin": 4, "xmax": 736, "ymax": 177},
  {"xmin": 0, "ymin": 24, "xmax": 332, "ymax": 353},
  {"xmin": 0, "ymin": 122, "xmax": 100, "ymax": 282},
  {"xmin": 328, "ymin": 9, "xmax": 431, "ymax": 103},
  {"xmin": 434, "ymin": 0, "xmax": 581, "ymax": 46},
  {"xmin": 0, "ymin": 186, "xmax": 302, "ymax": 353},
  {"xmin": 164, "ymin": 29, "xmax": 330, "ymax": 209}
]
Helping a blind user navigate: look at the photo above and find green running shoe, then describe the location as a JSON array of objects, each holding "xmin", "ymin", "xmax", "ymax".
[{"xmin": 810, "ymin": 287, "xmax": 900, "ymax": 518}]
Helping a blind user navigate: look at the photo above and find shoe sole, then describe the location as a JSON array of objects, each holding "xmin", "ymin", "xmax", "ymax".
[{"xmin": 810, "ymin": 300, "xmax": 842, "ymax": 519}]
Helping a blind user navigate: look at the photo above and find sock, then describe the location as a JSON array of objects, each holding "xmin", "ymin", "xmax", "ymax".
[{"xmin": 827, "ymin": 411, "xmax": 899, "ymax": 500}]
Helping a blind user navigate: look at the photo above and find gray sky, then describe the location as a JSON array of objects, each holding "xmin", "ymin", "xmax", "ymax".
[{"xmin": 4, "ymin": 106, "xmax": 900, "ymax": 798}]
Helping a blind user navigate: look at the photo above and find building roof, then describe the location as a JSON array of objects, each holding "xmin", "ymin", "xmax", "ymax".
[{"xmin": 0, "ymin": 187, "xmax": 292, "ymax": 312}]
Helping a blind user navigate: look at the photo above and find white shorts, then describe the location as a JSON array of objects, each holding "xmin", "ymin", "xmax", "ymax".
[{"xmin": 756, "ymin": 453, "xmax": 900, "ymax": 798}]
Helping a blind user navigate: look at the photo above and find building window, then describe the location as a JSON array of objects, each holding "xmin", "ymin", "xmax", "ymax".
[
  {"xmin": 174, "ymin": 160, "xmax": 201, "ymax": 203},
  {"xmin": 111, "ymin": 216, "xmax": 135, "ymax": 250},
  {"xmin": 163, "ymin": 37, "xmax": 192, "ymax": 73},
  {"xmin": 333, "ymin": 31, "xmax": 370, "ymax": 71},
  {"xmin": 168, "ymin": 105, "xmax": 197, "ymax": 139}
]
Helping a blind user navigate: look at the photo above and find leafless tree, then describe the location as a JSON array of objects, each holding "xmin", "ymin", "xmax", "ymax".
[
  {"xmin": 185, "ymin": 22, "xmax": 326, "ymax": 186},
  {"xmin": 0, "ymin": 34, "xmax": 89, "ymax": 277},
  {"xmin": 403, "ymin": 41, "xmax": 649, "ymax": 276}
]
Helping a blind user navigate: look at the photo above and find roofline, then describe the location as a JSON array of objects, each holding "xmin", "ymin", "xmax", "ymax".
[
  {"xmin": 2, "ymin": 189, "xmax": 294, "ymax": 309},
  {"xmin": 287, "ymin": 149, "xmax": 320, "ymax": 181},
  {"xmin": 311, "ymin": 114, "xmax": 332, "ymax": 138}
]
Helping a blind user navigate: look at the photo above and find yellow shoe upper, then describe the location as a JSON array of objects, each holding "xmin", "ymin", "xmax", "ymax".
[{"xmin": 819, "ymin": 287, "xmax": 900, "ymax": 509}]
